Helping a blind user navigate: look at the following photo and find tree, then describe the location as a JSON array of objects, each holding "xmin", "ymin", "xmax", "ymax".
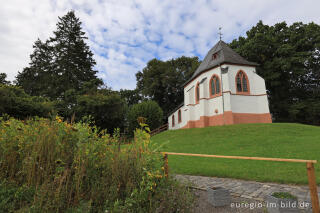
[
  {"xmin": 49, "ymin": 11, "xmax": 100, "ymax": 97},
  {"xmin": 127, "ymin": 101, "xmax": 163, "ymax": 135},
  {"xmin": 136, "ymin": 56, "xmax": 200, "ymax": 120},
  {"xmin": 230, "ymin": 21, "xmax": 320, "ymax": 125},
  {"xmin": 74, "ymin": 92, "xmax": 127, "ymax": 133},
  {"xmin": 0, "ymin": 73, "xmax": 10, "ymax": 85},
  {"xmin": 119, "ymin": 88, "xmax": 143, "ymax": 106},
  {"xmin": 16, "ymin": 11, "xmax": 101, "ymax": 99},
  {"xmin": 16, "ymin": 39, "xmax": 54, "ymax": 97},
  {"xmin": 53, "ymin": 86, "xmax": 127, "ymax": 133},
  {"xmin": 0, "ymin": 85, "xmax": 54, "ymax": 119}
]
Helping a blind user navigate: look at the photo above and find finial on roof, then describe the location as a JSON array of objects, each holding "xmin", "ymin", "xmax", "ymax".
[{"xmin": 218, "ymin": 27, "xmax": 223, "ymax": 41}]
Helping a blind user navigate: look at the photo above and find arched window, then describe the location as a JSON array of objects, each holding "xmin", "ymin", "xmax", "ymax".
[
  {"xmin": 195, "ymin": 82, "xmax": 200, "ymax": 104},
  {"xmin": 210, "ymin": 75, "xmax": 221, "ymax": 97},
  {"xmin": 172, "ymin": 115, "xmax": 175, "ymax": 127},
  {"xmin": 236, "ymin": 71, "xmax": 249, "ymax": 93},
  {"xmin": 178, "ymin": 109, "xmax": 182, "ymax": 123}
]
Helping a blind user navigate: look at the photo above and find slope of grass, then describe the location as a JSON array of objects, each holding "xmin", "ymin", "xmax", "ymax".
[{"xmin": 151, "ymin": 123, "xmax": 320, "ymax": 184}]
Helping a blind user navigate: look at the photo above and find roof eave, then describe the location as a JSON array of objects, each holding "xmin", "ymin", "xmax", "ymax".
[
  {"xmin": 182, "ymin": 62, "xmax": 258, "ymax": 88},
  {"xmin": 167, "ymin": 102, "xmax": 184, "ymax": 117}
]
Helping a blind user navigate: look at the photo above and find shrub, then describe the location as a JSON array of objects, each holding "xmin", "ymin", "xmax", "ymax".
[
  {"xmin": 272, "ymin": 192, "xmax": 297, "ymax": 199},
  {"xmin": 128, "ymin": 101, "xmax": 163, "ymax": 135},
  {"xmin": 55, "ymin": 90, "xmax": 127, "ymax": 134},
  {"xmin": 0, "ymin": 85, "xmax": 54, "ymax": 119},
  {"xmin": 0, "ymin": 116, "xmax": 193, "ymax": 212}
]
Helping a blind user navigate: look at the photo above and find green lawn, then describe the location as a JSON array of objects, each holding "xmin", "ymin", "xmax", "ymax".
[{"xmin": 151, "ymin": 123, "xmax": 320, "ymax": 184}]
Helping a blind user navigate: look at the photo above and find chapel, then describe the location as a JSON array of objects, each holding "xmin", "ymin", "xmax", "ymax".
[{"xmin": 168, "ymin": 40, "xmax": 272, "ymax": 130}]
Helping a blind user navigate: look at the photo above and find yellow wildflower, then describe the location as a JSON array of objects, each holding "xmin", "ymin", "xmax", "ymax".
[{"xmin": 55, "ymin": 116, "xmax": 62, "ymax": 123}]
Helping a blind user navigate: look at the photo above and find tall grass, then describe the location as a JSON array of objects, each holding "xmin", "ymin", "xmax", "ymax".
[{"xmin": 0, "ymin": 117, "xmax": 193, "ymax": 212}]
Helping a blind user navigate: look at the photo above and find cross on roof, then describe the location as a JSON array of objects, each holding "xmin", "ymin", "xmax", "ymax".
[{"xmin": 218, "ymin": 27, "xmax": 223, "ymax": 41}]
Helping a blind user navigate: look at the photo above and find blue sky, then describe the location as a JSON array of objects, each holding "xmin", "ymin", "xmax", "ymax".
[{"xmin": 1, "ymin": 0, "xmax": 320, "ymax": 90}]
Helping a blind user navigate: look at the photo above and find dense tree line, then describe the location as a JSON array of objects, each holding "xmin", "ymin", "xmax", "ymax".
[
  {"xmin": 7, "ymin": 11, "xmax": 132, "ymax": 133},
  {"xmin": 0, "ymin": 84, "xmax": 54, "ymax": 120},
  {"xmin": 230, "ymin": 21, "xmax": 320, "ymax": 125},
  {"xmin": 0, "ymin": 11, "xmax": 163, "ymax": 134}
]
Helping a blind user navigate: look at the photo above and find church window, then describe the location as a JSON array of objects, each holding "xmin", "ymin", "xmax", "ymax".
[
  {"xmin": 210, "ymin": 75, "xmax": 221, "ymax": 97},
  {"xmin": 195, "ymin": 82, "xmax": 200, "ymax": 104},
  {"xmin": 236, "ymin": 71, "xmax": 249, "ymax": 93},
  {"xmin": 172, "ymin": 115, "xmax": 175, "ymax": 127},
  {"xmin": 178, "ymin": 110, "xmax": 182, "ymax": 123}
]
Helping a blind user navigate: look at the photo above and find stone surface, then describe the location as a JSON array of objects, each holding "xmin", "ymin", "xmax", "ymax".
[
  {"xmin": 176, "ymin": 174, "xmax": 318, "ymax": 212},
  {"xmin": 207, "ymin": 187, "xmax": 231, "ymax": 207},
  {"xmin": 265, "ymin": 195, "xmax": 299, "ymax": 213}
]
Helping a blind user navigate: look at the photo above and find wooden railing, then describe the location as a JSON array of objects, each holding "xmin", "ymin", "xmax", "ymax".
[
  {"xmin": 150, "ymin": 124, "xmax": 168, "ymax": 136},
  {"xmin": 161, "ymin": 152, "xmax": 319, "ymax": 213}
]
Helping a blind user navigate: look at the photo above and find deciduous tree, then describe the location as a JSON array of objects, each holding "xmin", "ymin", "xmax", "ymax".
[
  {"xmin": 136, "ymin": 56, "xmax": 200, "ymax": 119},
  {"xmin": 0, "ymin": 73, "xmax": 10, "ymax": 85},
  {"xmin": 230, "ymin": 21, "xmax": 320, "ymax": 124}
]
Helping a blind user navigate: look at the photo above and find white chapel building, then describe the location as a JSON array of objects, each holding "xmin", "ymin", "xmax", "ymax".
[{"xmin": 168, "ymin": 40, "xmax": 272, "ymax": 130}]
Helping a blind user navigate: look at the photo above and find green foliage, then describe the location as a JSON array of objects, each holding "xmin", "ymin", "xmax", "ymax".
[
  {"xmin": 54, "ymin": 89, "xmax": 127, "ymax": 133},
  {"xmin": 119, "ymin": 88, "xmax": 143, "ymax": 107},
  {"xmin": 288, "ymin": 99, "xmax": 320, "ymax": 125},
  {"xmin": 128, "ymin": 101, "xmax": 163, "ymax": 134},
  {"xmin": 74, "ymin": 92, "xmax": 127, "ymax": 133},
  {"xmin": 16, "ymin": 11, "xmax": 102, "ymax": 99},
  {"xmin": 136, "ymin": 56, "xmax": 200, "ymax": 118},
  {"xmin": 152, "ymin": 123, "xmax": 320, "ymax": 184},
  {"xmin": 0, "ymin": 73, "xmax": 10, "ymax": 85},
  {"xmin": 0, "ymin": 84, "xmax": 54, "ymax": 119},
  {"xmin": 0, "ymin": 180, "xmax": 35, "ymax": 212},
  {"xmin": 272, "ymin": 192, "xmax": 297, "ymax": 200},
  {"xmin": 230, "ymin": 21, "xmax": 320, "ymax": 124},
  {"xmin": 0, "ymin": 117, "xmax": 193, "ymax": 212}
]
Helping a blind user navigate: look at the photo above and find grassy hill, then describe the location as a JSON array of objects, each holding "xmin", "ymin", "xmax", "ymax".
[{"xmin": 151, "ymin": 123, "xmax": 320, "ymax": 184}]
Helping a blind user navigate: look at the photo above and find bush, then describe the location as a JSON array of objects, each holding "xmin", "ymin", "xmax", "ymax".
[
  {"xmin": 0, "ymin": 180, "xmax": 35, "ymax": 212},
  {"xmin": 55, "ymin": 90, "xmax": 127, "ymax": 134},
  {"xmin": 0, "ymin": 116, "xmax": 193, "ymax": 212},
  {"xmin": 0, "ymin": 85, "xmax": 54, "ymax": 119},
  {"xmin": 128, "ymin": 101, "xmax": 163, "ymax": 135}
]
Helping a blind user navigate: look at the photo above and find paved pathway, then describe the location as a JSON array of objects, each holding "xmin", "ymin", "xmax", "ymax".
[{"xmin": 176, "ymin": 175, "xmax": 320, "ymax": 211}]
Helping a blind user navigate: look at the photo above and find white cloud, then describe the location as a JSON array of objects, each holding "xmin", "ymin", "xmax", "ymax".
[{"xmin": 1, "ymin": 0, "xmax": 320, "ymax": 90}]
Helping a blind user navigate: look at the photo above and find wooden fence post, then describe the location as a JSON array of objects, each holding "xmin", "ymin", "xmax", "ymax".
[
  {"xmin": 306, "ymin": 162, "xmax": 320, "ymax": 213},
  {"xmin": 163, "ymin": 153, "xmax": 169, "ymax": 178}
]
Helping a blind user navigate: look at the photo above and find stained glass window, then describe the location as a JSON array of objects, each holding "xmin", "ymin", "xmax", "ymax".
[
  {"xmin": 236, "ymin": 71, "xmax": 249, "ymax": 93},
  {"xmin": 211, "ymin": 76, "xmax": 221, "ymax": 96},
  {"xmin": 196, "ymin": 83, "xmax": 200, "ymax": 102},
  {"xmin": 172, "ymin": 115, "xmax": 175, "ymax": 127}
]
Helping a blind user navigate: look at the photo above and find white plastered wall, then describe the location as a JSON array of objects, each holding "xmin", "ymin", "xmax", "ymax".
[
  {"xmin": 168, "ymin": 64, "xmax": 270, "ymax": 130},
  {"xmin": 227, "ymin": 65, "xmax": 270, "ymax": 114}
]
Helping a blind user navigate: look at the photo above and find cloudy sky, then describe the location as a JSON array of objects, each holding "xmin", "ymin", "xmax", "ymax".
[{"xmin": 1, "ymin": 0, "xmax": 320, "ymax": 90}]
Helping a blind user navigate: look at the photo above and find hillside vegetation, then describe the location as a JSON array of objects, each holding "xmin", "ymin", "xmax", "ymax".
[
  {"xmin": 151, "ymin": 123, "xmax": 320, "ymax": 184},
  {"xmin": 0, "ymin": 117, "xmax": 193, "ymax": 212}
]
